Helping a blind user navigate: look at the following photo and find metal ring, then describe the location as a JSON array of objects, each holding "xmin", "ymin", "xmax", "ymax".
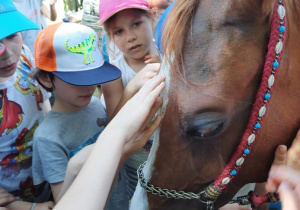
[{"xmin": 198, "ymin": 191, "xmax": 216, "ymax": 205}]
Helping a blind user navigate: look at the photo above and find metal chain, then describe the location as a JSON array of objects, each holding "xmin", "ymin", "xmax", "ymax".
[
  {"xmin": 138, "ymin": 162, "xmax": 201, "ymax": 200},
  {"xmin": 138, "ymin": 161, "xmax": 251, "ymax": 207}
]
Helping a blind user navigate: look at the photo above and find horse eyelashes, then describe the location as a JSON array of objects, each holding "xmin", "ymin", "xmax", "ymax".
[{"xmin": 185, "ymin": 121, "xmax": 224, "ymax": 139}]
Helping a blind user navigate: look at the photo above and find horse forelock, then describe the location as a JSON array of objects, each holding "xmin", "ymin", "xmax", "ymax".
[{"xmin": 162, "ymin": 0, "xmax": 200, "ymax": 78}]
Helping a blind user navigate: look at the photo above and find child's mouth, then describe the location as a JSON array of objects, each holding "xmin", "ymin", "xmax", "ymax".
[
  {"xmin": 0, "ymin": 62, "xmax": 17, "ymax": 72},
  {"xmin": 130, "ymin": 44, "xmax": 141, "ymax": 51}
]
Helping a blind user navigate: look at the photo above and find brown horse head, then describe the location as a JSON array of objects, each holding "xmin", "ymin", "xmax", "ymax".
[{"xmin": 130, "ymin": 0, "xmax": 300, "ymax": 209}]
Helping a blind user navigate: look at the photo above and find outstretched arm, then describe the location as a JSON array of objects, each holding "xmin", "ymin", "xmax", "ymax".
[{"xmin": 55, "ymin": 74, "xmax": 166, "ymax": 210}]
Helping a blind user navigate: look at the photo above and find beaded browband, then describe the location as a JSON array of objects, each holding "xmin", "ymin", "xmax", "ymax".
[{"xmin": 137, "ymin": 0, "xmax": 287, "ymax": 209}]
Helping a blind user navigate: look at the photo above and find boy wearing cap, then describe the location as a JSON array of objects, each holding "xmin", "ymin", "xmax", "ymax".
[
  {"xmin": 32, "ymin": 22, "xmax": 132, "ymax": 208},
  {"xmin": 0, "ymin": 0, "xmax": 54, "ymax": 209}
]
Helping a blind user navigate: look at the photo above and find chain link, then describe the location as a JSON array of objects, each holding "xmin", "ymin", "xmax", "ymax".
[
  {"xmin": 138, "ymin": 162, "xmax": 202, "ymax": 200},
  {"xmin": 138, "ymin": 161, "xmax": 252, "ymax": 207}
]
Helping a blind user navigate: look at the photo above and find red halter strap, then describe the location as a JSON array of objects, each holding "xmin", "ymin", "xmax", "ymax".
[{"xmin": 203, "ymin": 0, "xmax": 287, "ymax": 202}]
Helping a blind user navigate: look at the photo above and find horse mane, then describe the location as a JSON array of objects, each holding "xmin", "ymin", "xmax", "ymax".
[
  {"xmin": 162, "ymin": 0, "xmax": 300, "ymax": 76},
  {"xmin": 162, "ymin": 0, "xmax": 200, "ymax": 76}
]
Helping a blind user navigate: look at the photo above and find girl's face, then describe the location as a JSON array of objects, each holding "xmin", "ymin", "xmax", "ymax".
[
  {"xmin": 51, "ymin": 77, "xmax": 96, "ymax": 112},
  {"xmin": 110, "ymin": 9, "xmax": 154, "ymax": 61},
  {"xmin": 0, "ymin": 33, "xmax": 22, "ymax": 82}
]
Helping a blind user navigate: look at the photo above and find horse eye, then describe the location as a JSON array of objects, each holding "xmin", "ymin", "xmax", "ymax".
[{"xmin": 185, "ymin": 121, "xmax": 224, "ymax": 139}]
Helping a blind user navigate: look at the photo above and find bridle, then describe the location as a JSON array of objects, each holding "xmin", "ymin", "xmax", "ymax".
[{"xmin": 137, "ymin": 0, "xmax": 287, "ymax": 209}]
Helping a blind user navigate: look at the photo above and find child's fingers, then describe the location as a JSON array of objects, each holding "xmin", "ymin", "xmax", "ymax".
[
  {"xmin": 278, "ymin": 182, "xmax": 299, "ymax": 210},
  {"xmin": 139, "ymin": 97, "xmax": 163, "ymax": 131},
  {"xmin": 137, "ymin": 74, "xmax": 165, "ymax": 100},
  {"xmin": 272, "ymin": 145, "xmax": 287, "ymax": 166},
  {"xmin": 139, "ymin": 115, "xmax": 162, "ymax": 141},
  {"xmin": 123, "ymin": 115, "xmax": 162, "ymax": 159},
  {"xmin": 266, "ymin": 165, "xmax": 300, "ymax": 192},
  {"xmin": 145, "ymin": 58, "xmax": 160, "ymax": 64},
  {"xmin": 0, "ymin": 191, "xmax": 17, "ymax": 207},
  {"xmin": 287, "ymin": 129, "xmax": 300, "ymax": 170},
  {"xmin": 144, "ymin": 55, "xmax": 161, "ymax": 64}
]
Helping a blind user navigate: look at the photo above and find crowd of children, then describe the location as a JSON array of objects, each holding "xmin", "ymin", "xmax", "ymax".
[{"xmin": 1, "ymin": 0, "xmax": 300, "ymax": 210}]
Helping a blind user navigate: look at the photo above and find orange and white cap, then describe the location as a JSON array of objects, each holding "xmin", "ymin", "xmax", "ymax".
[{"xmin": 34, "ymin": 22, "xmax": 121, "ymax": 86}]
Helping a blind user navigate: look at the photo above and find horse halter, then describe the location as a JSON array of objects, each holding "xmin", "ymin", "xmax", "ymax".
[{"xmin": 138, "ymin": 0, "xmax": 287, "ymax": 209}]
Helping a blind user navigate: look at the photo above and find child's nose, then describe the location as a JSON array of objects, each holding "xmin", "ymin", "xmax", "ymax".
[{"xmin": 127, "ymin": 31, "xmax": 137, "ymax": 42}]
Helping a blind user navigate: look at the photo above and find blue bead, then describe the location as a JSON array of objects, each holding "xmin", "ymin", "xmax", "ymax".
[
  {"xmin": 273, "ymin": 61, "xmax": 279, "ymax": 68},
  {"xmin": 255, "ymin": 123, "xmax": 261, "ymax": 129},
  {"xmin": 244, "ymin": 149, "xmax": 250, "ymax": 155},
  {"xmin": 231, "ymin": 170, "xmax": 237, "ymax": 176},
  {"xmin": 265, "ymin": 93, "xmax": 271, "ymax": 100},
  {"xmin": 279, "ymin": 26, "xmax": 286, "ymax": 32}
]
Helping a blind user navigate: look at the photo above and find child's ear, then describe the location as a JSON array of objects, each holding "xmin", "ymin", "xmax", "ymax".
[
  {"xmin": 150, "ymin": 9, "xmax": 158, "ymax": 32},
  {"xmin": 37, "ymin": 73, "xmax": 53, "ymax": 89}
]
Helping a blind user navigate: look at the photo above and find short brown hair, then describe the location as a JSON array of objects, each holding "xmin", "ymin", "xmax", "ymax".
[{"xmin": 32, "ymin": 67, "xmax": 56, "ymax": 92}]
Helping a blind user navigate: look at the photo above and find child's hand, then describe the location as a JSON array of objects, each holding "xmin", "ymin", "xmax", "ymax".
[
  {"xmin": 49, "ymin": 0, "xmax": 57, "ymax": 5},
  {"xmin": 144, "ymin": 54, "xmax": 161, "ymax": 64},
  {"xmin": 113, "ymin": 74, "xmax": 165, "ymax": 143},
  {"xmin": 266, "ymin": 166, "xmax": 300, "ymax": 210},
  {"xmin": 265, "ymin": 129, "xmax": 300, "ymax": 210},
  {"xmin": 122, "ymin": 106, "xmax": 162, "ymax": 161},
  {"xmin": 127, "ymin": 63, "xmax": 161, "ymax": 94},
  {"xmin": 0, "ymin": 189, "xmax": 17, "ymax": 207},
  {"xmin": 34, "ymin": 201, "xmax": 55, "ymax": 210},
  {"xmin": 287, "ymin": 129, "xmax": 300, "ymax": 170}
]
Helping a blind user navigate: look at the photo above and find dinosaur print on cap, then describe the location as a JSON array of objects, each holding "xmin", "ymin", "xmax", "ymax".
[{"xmin": 65, "ymin": 34, "xmax": 96, "ymax": 65}]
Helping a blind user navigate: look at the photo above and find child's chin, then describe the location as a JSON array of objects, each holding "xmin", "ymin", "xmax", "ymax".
[{"xmin": 0, "ymin": 67, "xmax": 17, "ymax": 79}]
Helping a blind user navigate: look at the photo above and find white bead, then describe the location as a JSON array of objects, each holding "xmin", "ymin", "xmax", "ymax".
[
  {"xmin": 268, "ymin": 75, "xmax": 275, "ymax": 87},
  {"xmin": 236, "ymin": 157, "xmax": 244, "ymax": 166},
  {"xmin": 248, "ymin": 134, "xmax": 255, "ymax": 144},
  {"xmin": 259, "ymin": 106, "xmax": 266, "ymax": 117},
  {"xmin": 222, "ymin": 177, "xmax": 230, "ymax": 185},
  {"xmin": 277, "ymin": 5, "xmax": 286, "ymax": 19},
  {"xmin": 276, "ymin": 41, "xmax": 283, "ymax": 54}
]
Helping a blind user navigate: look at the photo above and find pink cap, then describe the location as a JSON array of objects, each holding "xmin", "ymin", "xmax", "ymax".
[{"xmin": 99, "ymin": 0, "xmax": 150, "ymax": 25}]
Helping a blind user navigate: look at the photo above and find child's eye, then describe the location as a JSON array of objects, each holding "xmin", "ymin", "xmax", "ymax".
[
  {"xmin": 114, "ymin": 29, "xmax": 122, "ymax": 35},
  {"xmin": 133, "ymin": 22, "xmax": 142, "ymax": 28},
  {"xmin": 6, "ymin": 34, "xmax": 18, "ymax": 39}
]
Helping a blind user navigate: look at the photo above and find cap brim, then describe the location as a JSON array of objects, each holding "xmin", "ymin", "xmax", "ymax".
[
  {"xmin": 0, "ymin": 11, "xmax": 39, "ymax": 40},
  {"xmin": 99, "ymin": 4, "xmax": 150, "ymax": 25},
  {"xmin": 53, "ymin": 62, "xmax": 122, "ymax": 86}
]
